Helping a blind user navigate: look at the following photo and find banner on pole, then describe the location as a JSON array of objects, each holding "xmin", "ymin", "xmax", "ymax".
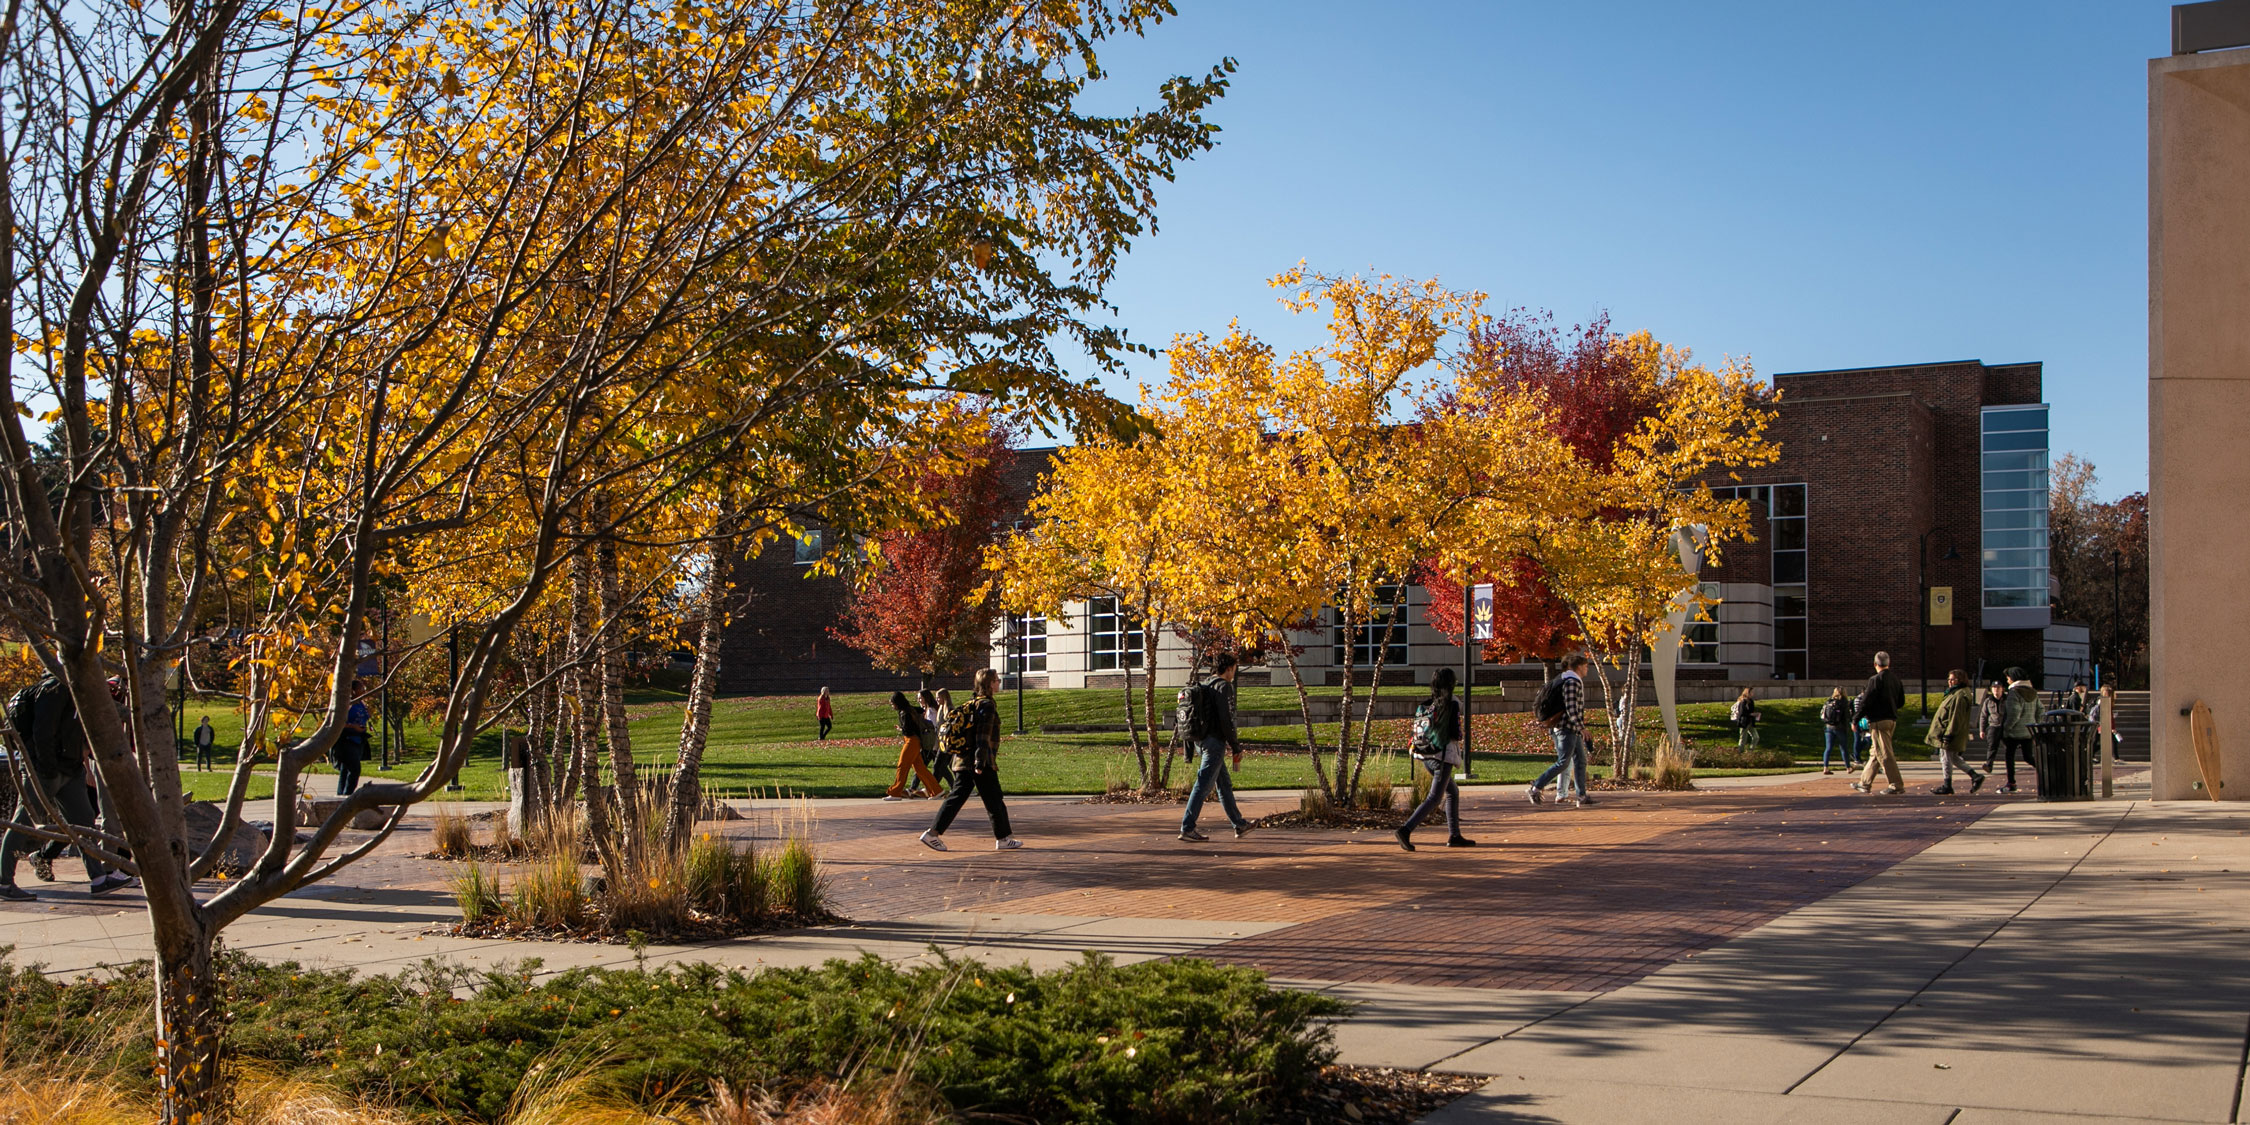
[{"xmin": 1470, "ymin": 584, "xmax": 1495, "ymax": 642}]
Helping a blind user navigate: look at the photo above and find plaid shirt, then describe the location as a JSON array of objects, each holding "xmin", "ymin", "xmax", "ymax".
[{"xmin": 1559, "ymin": 671, "xmax": 1586, "ymax": 737}]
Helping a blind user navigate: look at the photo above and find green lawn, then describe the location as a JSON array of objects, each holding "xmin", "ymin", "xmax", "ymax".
[{"xmin": 170, "ymin": 684, "xmax": 1836, "ymax": 803}]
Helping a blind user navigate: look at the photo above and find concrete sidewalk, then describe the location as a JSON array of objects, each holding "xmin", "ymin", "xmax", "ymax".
[{"xmin": 1404, "ymin": 786, "xmax": 2250, "ymax": 1124}]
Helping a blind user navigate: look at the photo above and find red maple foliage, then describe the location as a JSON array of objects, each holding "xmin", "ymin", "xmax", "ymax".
[
  {"xmin": 1418, "ymin": 556, "xmax": 1578, "ymax": 665},
  {"xmin": 832, "ymin": 422, "xmax": 1019, "ymax": 684},
  {"xmin": 1418, "ymin": 310, "xmax": 1666, "ymax": 661}
]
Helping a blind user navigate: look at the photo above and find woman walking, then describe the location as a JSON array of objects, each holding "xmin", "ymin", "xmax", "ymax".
[
  {"xmin": 919, "ymin": 669, "xmax": 1021, "ymax": 851},
  {"xmin": 1396, "ymin": 668, "xmax": 1476, "ymax": 852},
  {"xmin": 1731, "ymin": 688, "xmax": 1761, "ymax": 752},
  {"xmin": 1819, "ymin": 688, "xmax": 1854, "ymax": 774},
  {"xmin": 884, "ymin": 691, "xmax": 942, "ymax": 800},
  {"xmin": 917, "ymin": 689, "xmax": 950, "ymax": 791},
  {"xmin": 815, "ymin": 687, "xmax": 834, "ymax": 740},
  {"xmin": 929, "ymin": 688, "xmax": 956, "ymax": 779}
]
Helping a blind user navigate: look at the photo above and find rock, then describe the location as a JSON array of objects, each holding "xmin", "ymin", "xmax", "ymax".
[
  {"xmin": 698, "ymin": 802, "xmax": 743, "ymax": 822},
  {"xmin": 182, "ymin": 800, "xmax": 268, "ymax": 873},
  {"xmin": 295, "ymin": 797, "xmax": 397, "ymax": 832}
]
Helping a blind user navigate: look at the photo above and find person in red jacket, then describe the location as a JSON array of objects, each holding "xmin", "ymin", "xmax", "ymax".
[{"xmin": 815, "ymin": 687, "xmax": 834, "ymax": 741}]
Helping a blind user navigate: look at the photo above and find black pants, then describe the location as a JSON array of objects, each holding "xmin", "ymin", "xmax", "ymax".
[
  {"xmin": 336, "ymin": 756, "xmax": 363, "ymax": 795},
  {"xmin": 818, "ymin": 717, "xmax": 832, "ymax": 740},
  {"xmin": 1992, "ymin": 736, "xmax": 2032, "ymax": 786},
  {"xmin": 930, "ymin": 761, "xmax": 1011, "ymax": 840},
  {"xmin": 195, "ymin": 741, "xmax": 213, "ymax": 771},
  {"xmin": 1402, "ymin": 759, "xmax": 1460, "ymax": 838},
  {"xmin": 0, "ymin": 772, "xmax": 107, "ymax": 884}
]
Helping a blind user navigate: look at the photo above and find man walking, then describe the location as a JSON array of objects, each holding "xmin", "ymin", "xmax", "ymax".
[
  {"xmin": 1850, "ymin": 651, "xmax": 1907, "ymax": 795},
  {"xmin": 1529, "ymin": 654, "xmax": 1594, "ymax": 807},
  {"xmin": 1178, "ymin": 654, "xmax": 1253, "ymax": 843},
  {"xmin": 192, "ymin": 715, "xmax": 216, "ymax": 772},
  {"xmin": 0, "ymin": 677, "xmax": 130, "ymax": 900},
  {"xmin": 335, "ymin": 690, "xmax": 370, "ymax": 795},
  {"xmin": 1926, "ymin": 669, "xmax": 1985, "ymax": 795},
  {"xmin": 1977, "ymin": 680, "xmax": 2007, "ymax": 772}
]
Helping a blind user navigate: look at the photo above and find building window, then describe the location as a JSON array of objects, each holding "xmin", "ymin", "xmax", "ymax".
[
  {"xmin": 1004, "ymin": 613, "xmax": 1047, "ymax": 674},
  {"xmin": 792, "ymin": 529, "xmax": 825, "ymax": 566},
  {"xmin": 1333, "ymin": 585, "xmax": 1409, "ymax": 667},
  {"xmin": 1714, "ymin": 483, "xmax": 1807, "ymax": 678},
  {"xmin": 1981, "ymin": 406, "xmax": 2051, "ymax": 626},
  {"xmin": 1088, "ymin": 596, "xmax": 1144, "ymax": 671},
  {"xmin": 1682, "ymin": 582, "xmax": 1720, "ymax": 664}
]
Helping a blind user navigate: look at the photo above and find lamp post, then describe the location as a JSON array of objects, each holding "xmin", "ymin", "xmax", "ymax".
[
  {"xmin": 2111, "ymin": 546, "xmax": 2122, "ymax": 684},
  {"xmin": 1917, "ymin": 532, "xmax": 1961, "ymax": 715}
]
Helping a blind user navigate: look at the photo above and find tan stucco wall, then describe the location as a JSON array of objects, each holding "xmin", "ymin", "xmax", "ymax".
[{"xmin": 2149, "ymin": 50, "xmax": 2250, "ymax": 800}]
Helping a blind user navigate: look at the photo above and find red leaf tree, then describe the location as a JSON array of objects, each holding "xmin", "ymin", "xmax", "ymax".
[
  {"xmin": 1418, "ymin": 556, "xmax": 1579, "ymax": 668},
  {"xmin": 833, "ymin": 421, "xmax": 1020, "ymax": 686}
]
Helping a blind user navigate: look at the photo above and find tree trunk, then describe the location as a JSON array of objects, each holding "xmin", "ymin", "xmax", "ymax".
[
  {"xmin": 596, "ymin": 532, "xmax": 641, "ymax": 840},
  {"xmin": 664, "ymin": 555, "xmax": 725, "ymax": 849},
  {"xmin": 153, "ymin": 922, "xmax": 224, "ymax": 1123},
  {"xmin": 1346, "ymin": 588, "xmax": 1403, "ymax": 796},
  {"xmin": 1281, "ymin": 646, "xmax": 1331, "ymax": 796},
  {"xmin": 1616, "ymin": 639, "xmax": 1644, "ymax": 779},
  {"xmin": 1332, "ymin": 601, "xmax": 1358, "ymax": 804},
  {"xmin": 1119, "ymin": 655, "xmax": 1146, "ymax": 785}
]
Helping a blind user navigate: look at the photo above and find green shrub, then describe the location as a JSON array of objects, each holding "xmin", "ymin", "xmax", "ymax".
[
  {"xmin": 770, "ymin": 836, "xmax": 825, "ymax": 918},
  {"xmin": 449, "ymin": 860, "xmax": 504, "ymax": 925},
  {"xmin": 1693, "ymin": 745, "xmax": 1796, "ymax": 769},
  {"xmin": 0, "ymin": 952, "xmax": 1346, "ymax": 1124}
]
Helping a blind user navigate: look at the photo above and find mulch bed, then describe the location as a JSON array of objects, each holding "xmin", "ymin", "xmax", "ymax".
[
  {"xmin": 1251, "ymin": 806, "xmax": 1410, "ymax": 831},
  {"xmin": 450, "ymin": 907, "xmax": 840, "ymax": 945},
  {"xmin": 1080, "ymin": 788, "xmax": 1190, "ymax": 805},
  {"xmin": 1591, "ymin": 777, "xmax": 1696, "ymax": 792},
  {"xmin": 1275, "ymin": 1065, "xmax": 1487, "ymax": 1124}
]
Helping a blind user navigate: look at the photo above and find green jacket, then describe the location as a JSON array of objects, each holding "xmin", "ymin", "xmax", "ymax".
[
  {"xmin": 1927, "ymin": 686, "xmax": 1976, "ymax": 751},
  {"xmin": 2003, "ymin": 682, "xmax": 2041, "ymax": 740}
]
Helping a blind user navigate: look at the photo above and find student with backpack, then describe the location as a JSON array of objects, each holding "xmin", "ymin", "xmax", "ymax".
[
  {"xmin": 916, "ymin": 689, "xmax": 950, "ymax": 791},
  {"xmin": 0, "ymin": 676, "xmax": 130, "ymax": 900},
  {"xmin": 1925, "ymin": 669, "xmax": 1985, "ymax": 795},
  {"xmin": 1395, "ymin": 668, "xmax": 1476, "ymax": 851},
  {"xmin": 1731, "ymin": 687, "xmax": 1761, "ymax": 751},
  {"xmin": 1819, "ymin": 688, "xmax": 1856, "ymax": 774},
  {"xmin": 1178, "ymin": 654, "xmax": 1253, "ymax": 843},
  {"xmin": 1528, "ymin": 654, "xmax": 1595, "ymax": 807},
  {"xmin": 884, "ymin": 690, "xmax": 942, "ymax": 800},
  {"xmin": 919, "ymin": 668, "xmax": 1022, "ymax": 851}
]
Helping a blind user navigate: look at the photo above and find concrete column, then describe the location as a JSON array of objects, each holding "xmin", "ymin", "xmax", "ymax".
[{"xmin": 2149, "ymin": 47, "xmax": 2250, "ymax": 800}]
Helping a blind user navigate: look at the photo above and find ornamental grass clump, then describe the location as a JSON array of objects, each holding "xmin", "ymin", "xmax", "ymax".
[
  {"xmin": 1354, "ymin": 753, "xmax": 1397, "ymax": 811},
  {"xmin": 770, "ymin": 837, "xmax": 827, "ymax": 920},
  {"xmin": 432, "ymin": 805, "xmax": 475, "ymax": 859},
  {"xmin": 450, "ymin": 861, "xmax": 505, "ymax": 927},
  {"xmin": 513, "ymin": 851, "xmax": 590, "ymax": 932}
]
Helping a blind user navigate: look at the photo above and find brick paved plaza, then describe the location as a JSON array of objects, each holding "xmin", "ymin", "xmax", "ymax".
[{"xmin": 9, "ymin": 765, "xmax": 2248, "ymax": 1122}]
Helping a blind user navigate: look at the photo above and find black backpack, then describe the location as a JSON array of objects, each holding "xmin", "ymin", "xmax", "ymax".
[
  {"xmin": 7, "ymin": 676, "xmax": 79, "ymax": 778},
  {"xmin": 1534, "ymin": 675, "xmax": 1571, "ymax": 726},
  {"xmin": 1175, "ymin": 681, "xmax": 1212, "ymax": 742}
]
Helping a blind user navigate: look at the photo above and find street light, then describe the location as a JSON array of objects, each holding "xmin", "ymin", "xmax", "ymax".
[{"xmin": 1918, "ymin": 532, "xmax": 1961, "ymax": 714}]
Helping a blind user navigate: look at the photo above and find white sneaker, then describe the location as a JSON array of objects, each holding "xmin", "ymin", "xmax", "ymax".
[
  {"xmin": 882, "ymin": 795, "xmax": 905, "ymax": 802},
  {"xmin": 994, "ymin": 838, "xmax": 1024, "ymax": 850},
  {"xmin": 918, "ymin": 830, "xmax": 947, "ymax": 852}
]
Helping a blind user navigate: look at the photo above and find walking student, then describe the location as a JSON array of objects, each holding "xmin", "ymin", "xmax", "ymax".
[
  {"xmin": 1819, "ymin": 688, "xmax": 1856, "ymax": 774},
  {"xmin": 1926, "ymin": 669, "xmax": 1985, "ymax": 795},
  {"xmin": 917, "ymin": 689, "xmax": 951, "ymax": 788},
  {"xmin": 1178, "ymin": 654, "xmax": 1253, "ymax": 843},
  {"xmin": 884, "ymin": 691, "xmax": 941, "ymax": 801},
  {"xmin": 1977, "ymin": 680, "xmax": 2008, "ymax": 773},
  {"xmin": 192, "ymin": 715, "xmax": 216, "ymax": 772},
  {"xmin": 334, "ymin": 690, "xmax": 370, "ymax": 796},
  {"xmin": 815, "ymin": 687, "xmax": 834, "ymax": 741},
  {"xmin": 0, "ymin": 676, "xmax": 130, "ymax": 900},
  {"xmin": 1529, "ymin": 654, "xmax": 1595, "ymax": 807},
  {"xmin": 919, "ymin": 668, "xmax": 1021, "ymax": 851},
  {"xmin": 1397, "ymin": 668, "xmax": 1476, "ymax": 851},
  {"xmin": 1731, "ymin": 687, "xmax": 1761, "ymax": 751},
  {"xmin": 1850, "ymin": 651, "xmax": 1907, "ymax": 795},
  {"xmin": 1994, "ymin": 667, "xmax": 2041, "ymax": 794}
]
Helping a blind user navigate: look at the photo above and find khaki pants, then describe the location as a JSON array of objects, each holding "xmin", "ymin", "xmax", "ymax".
[{"xmin": 1859, "ymin": 719, "xmax": 1903, "ymax": 791}]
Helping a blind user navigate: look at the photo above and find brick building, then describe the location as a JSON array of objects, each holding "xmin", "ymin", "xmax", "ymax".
[{"xmin": 722, "ymin": 359, "xmax": 2056, "ymax": 694}]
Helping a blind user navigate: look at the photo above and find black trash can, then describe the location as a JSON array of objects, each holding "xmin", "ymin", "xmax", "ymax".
[{"xmin": 2028, "ymin": 711, "xmax": 2095, "ymax": 801}]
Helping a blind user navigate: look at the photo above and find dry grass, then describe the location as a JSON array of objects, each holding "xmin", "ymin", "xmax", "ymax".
[
  {"xmin": 1652, "ymin": 739, "xmax": 1696, "ymax": 791},
  {"xmin": 1297, "ymin": 786, "xmax": 1333, "ymax": 819},
  {"xmin": 450, "ymin": 860, "xmax": 505, "ymax": 926},
  {"xmin": 513, "ymin": 849, "xmax": 591, "ymax": 931},
  {"xmin": 1354, "ymin": 754, "xmax": 1397, "ymax": 811},
  {"xmin": 431, "ymin": 804, "xmax": 475, "ymax": 859}
]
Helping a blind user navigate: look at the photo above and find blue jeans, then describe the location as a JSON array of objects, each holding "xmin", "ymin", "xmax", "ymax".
[
  {"xmin": 1180, "ymin": 737, "xmax": 1245, "ymax": 833},
  {"xmin": 1534, "ymin": 729, "xmax": 1588, "ymax": 797},
  {"xmin": 1822, "ymin": 727, "xmax": 1857, "ymax": 770},
  {"xmin": 1402, "ymin": 757, "xmax": 1460, "ymax": 837}
]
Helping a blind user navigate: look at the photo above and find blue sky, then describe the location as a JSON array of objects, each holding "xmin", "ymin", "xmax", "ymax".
[{"xmin": 1076, "ymin": 0, "xmax": 2166, "ymax": 497}]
